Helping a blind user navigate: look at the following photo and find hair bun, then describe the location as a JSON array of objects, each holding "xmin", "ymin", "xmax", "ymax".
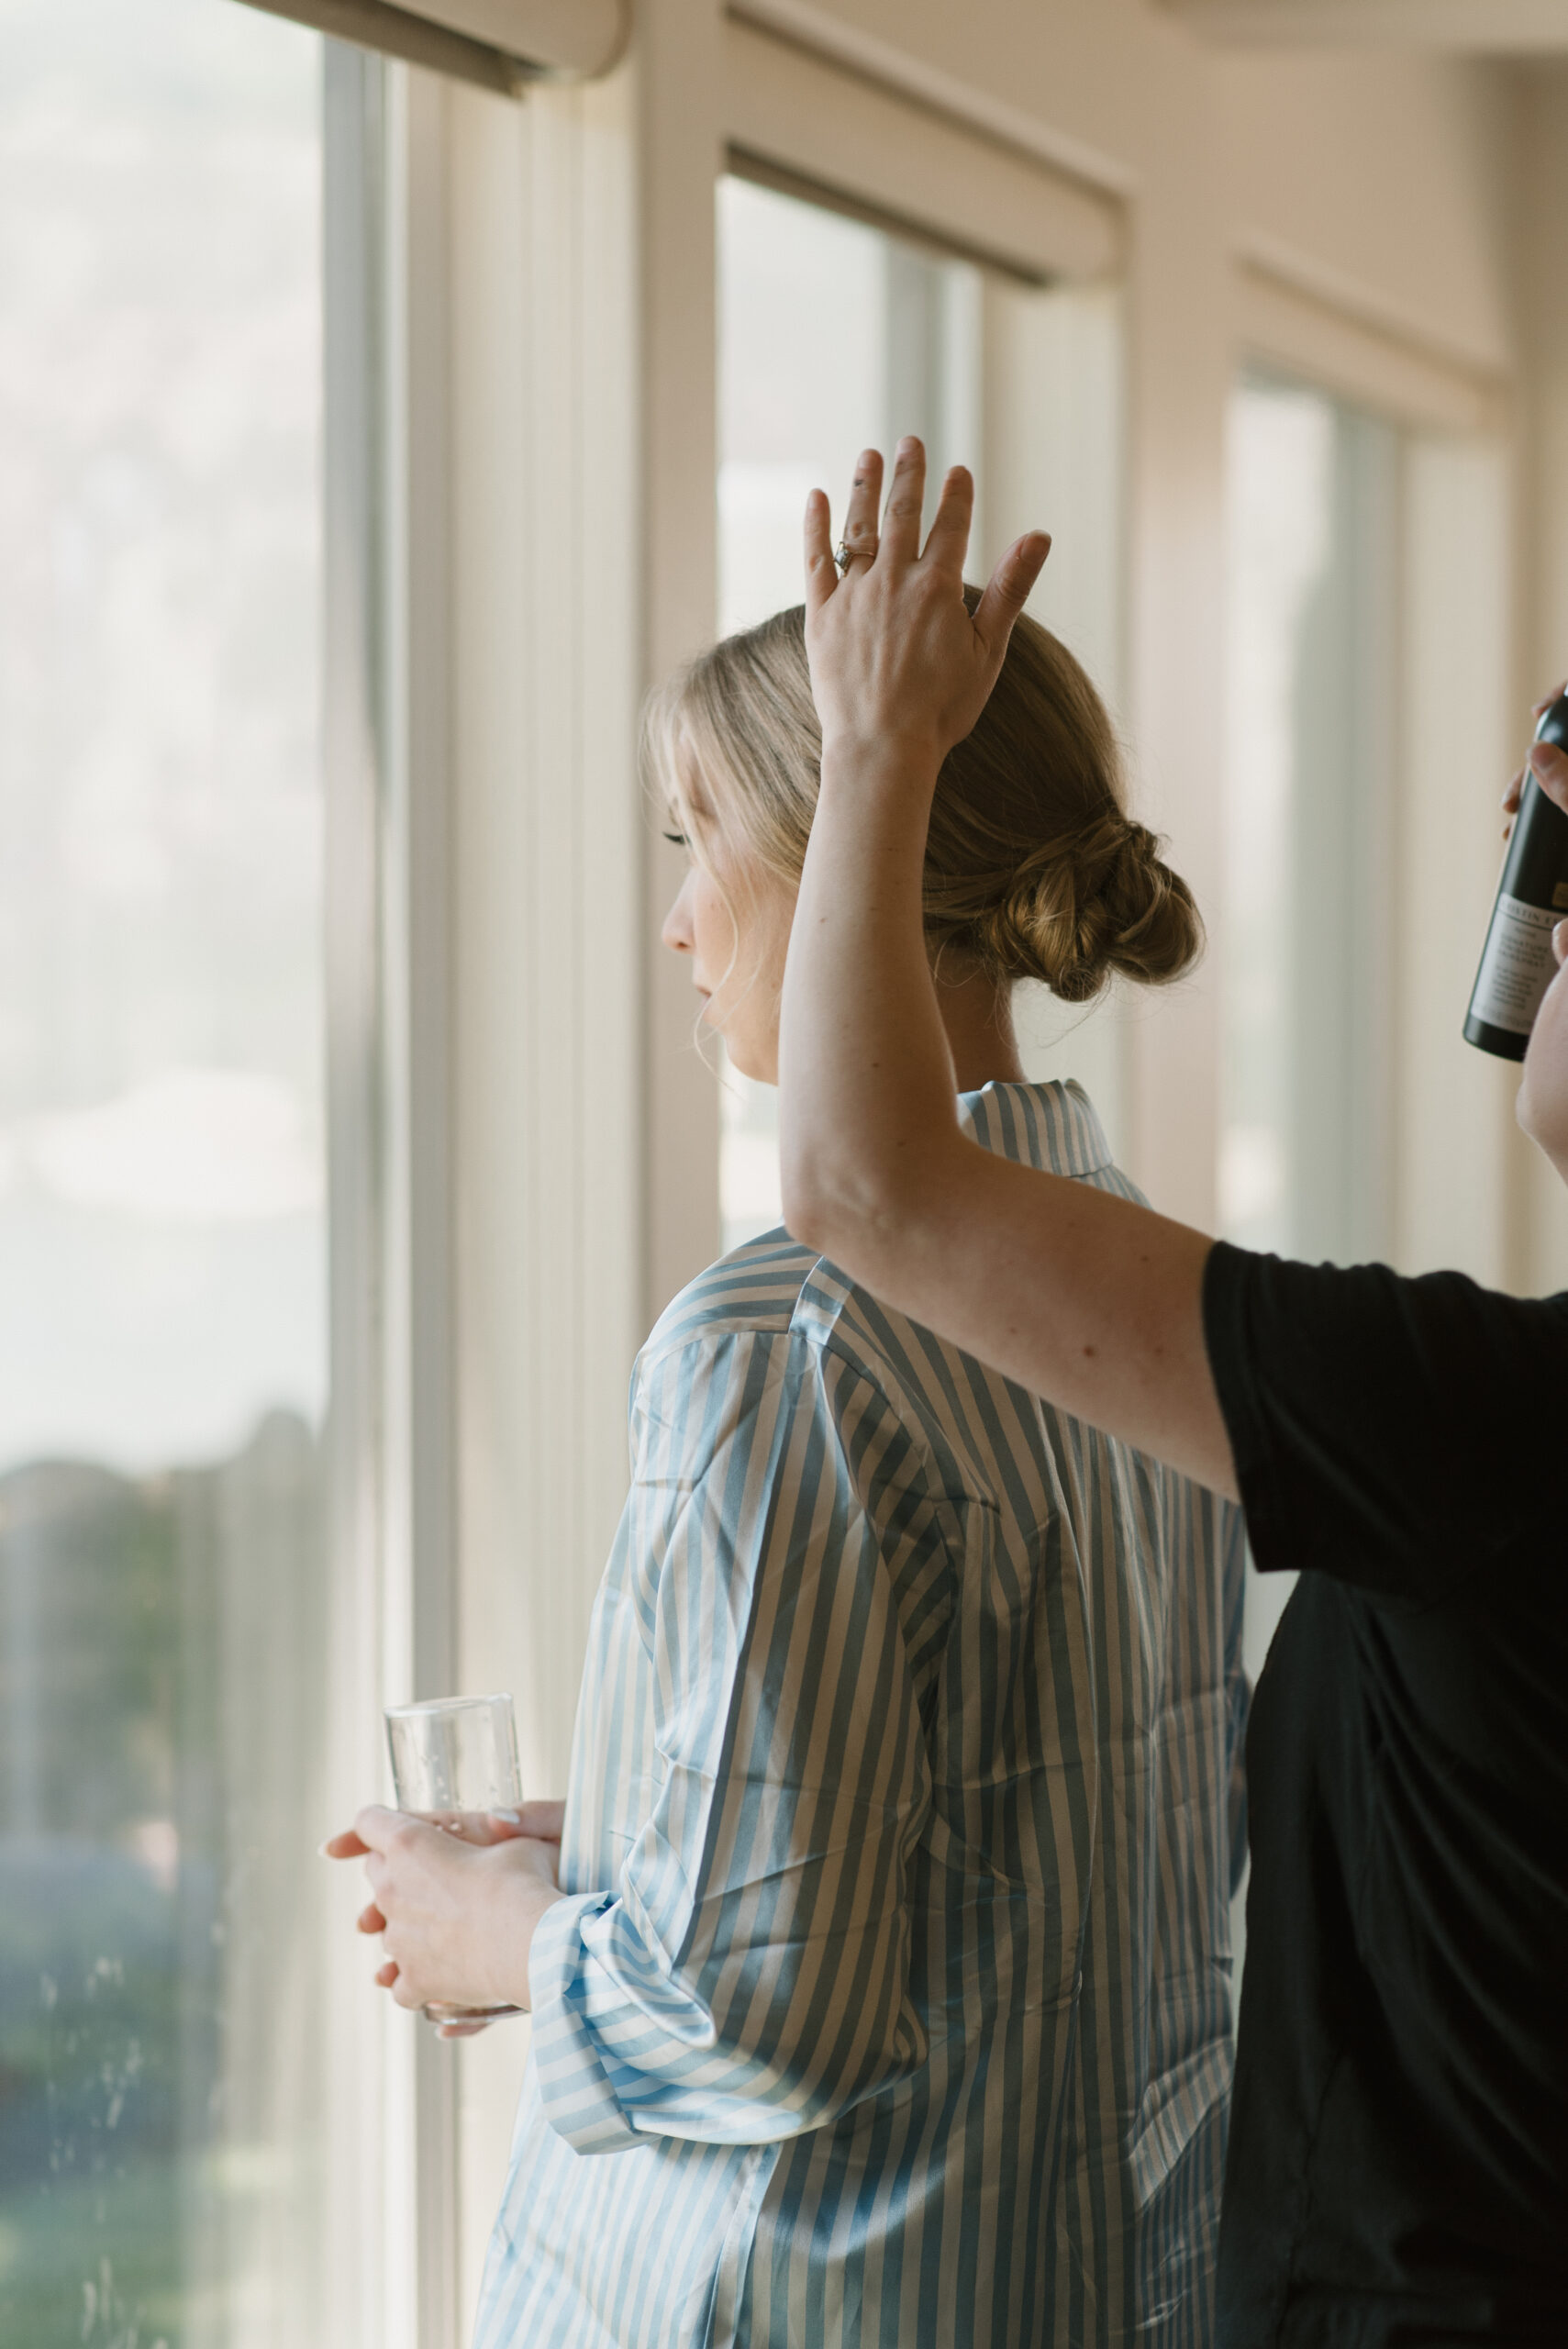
[
  {"xmin": 985, "ymin": 813, "xmax": 1205, "ymax": 1003},
  {"xmin": 648, "ymin": 598, "xmax": 1207, "ymax": 1014}
]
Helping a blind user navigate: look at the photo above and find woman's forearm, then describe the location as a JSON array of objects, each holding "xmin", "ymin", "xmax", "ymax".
[
  {"xmin": 779, "ymin": 746, "xmax": 1238, "ymax": 1500},
  {"xmin": 779, "ymin": 742, "xmax": 959, "ymax": 1240}
]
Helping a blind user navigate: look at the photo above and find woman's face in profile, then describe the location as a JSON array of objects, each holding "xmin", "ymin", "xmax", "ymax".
[{"xmin": 661, "ymin": 794, "xmax": 796, "ymax": 1085}]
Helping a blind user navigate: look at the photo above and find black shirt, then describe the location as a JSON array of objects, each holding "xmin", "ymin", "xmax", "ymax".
[{"xmin": 1203, "ymin": 1243, "xmax": 1568, "ymax": 2348}]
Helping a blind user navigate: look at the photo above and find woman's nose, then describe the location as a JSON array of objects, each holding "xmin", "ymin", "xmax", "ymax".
[{"xmin": 662, "ymin": 873, "xmax": 695, "ymax": 956}]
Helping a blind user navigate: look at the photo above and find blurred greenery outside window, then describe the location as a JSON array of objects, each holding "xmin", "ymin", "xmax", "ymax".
[{"xmin": 0, "ymin": 3, "xmax": 333, "ymax": 2341}]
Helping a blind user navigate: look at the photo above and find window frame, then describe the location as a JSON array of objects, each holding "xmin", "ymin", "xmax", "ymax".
[{"xmin": 322, "ymin": 43, "xmax": 462, "ymax": 2348}]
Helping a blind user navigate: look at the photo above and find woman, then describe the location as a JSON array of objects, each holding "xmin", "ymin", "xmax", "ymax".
[
  {"xmin": 331, "ymin": 595, "xmax": 1247, "ymax": 2344},
  {"xmin": 778, "ymin": 439, "xmax": 1568, "ymax": 2345}
]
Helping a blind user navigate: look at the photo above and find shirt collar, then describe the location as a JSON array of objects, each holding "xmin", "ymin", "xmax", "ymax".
[{"xmin": 956, "ymin": 1079, "xmax": 1113, "ymax": 1180}]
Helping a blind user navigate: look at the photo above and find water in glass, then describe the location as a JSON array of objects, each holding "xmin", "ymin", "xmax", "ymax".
[{"xmin": 384, "ymin": 1694, "xmax": 525, "ymax": 2025}]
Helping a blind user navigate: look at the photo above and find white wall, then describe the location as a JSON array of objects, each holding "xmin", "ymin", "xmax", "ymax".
[{"xmin": 1218, "ymin": 48, "xmax": 1516, "ymax": 373}]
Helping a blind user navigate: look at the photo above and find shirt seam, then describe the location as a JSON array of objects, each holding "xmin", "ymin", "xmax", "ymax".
[{"xmin": 632, "ymin": 1303, "xmax": 993, "ymax": 1533}]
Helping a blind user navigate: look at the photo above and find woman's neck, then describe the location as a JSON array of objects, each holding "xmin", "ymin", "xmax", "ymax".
[{"xmin": 933, "ymin": 965, "xmax": 1026, "ymax": 1091}]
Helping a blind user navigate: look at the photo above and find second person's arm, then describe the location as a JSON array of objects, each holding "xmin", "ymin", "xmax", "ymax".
[{"xmin": 780, "ymin": 438, "xmax": 1236, "ymax": 1497}]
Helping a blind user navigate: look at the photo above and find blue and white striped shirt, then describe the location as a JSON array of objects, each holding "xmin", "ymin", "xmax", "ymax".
[{"xmin": 473, "ymin": 1081, "xmax": 1246, "ymax": 2349}]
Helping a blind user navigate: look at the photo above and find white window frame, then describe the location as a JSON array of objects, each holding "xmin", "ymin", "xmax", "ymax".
[
  {"xmin": 327, "ymin": 46, "xmax": 645, "ymax": 2344},
  {"xmin": 320, "ymin": 43, "xmax": 464, "ymax": 2349}
]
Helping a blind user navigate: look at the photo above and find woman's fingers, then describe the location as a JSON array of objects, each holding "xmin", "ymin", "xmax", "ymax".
[
  {"xmin": 880, "ymin": 437, "xmax": 927, "ymax": 564},
  {"xmin": 351, "ymin": 1803, "xmax": 406, "ymax": 1852},
  {"xmin": 332, "ymin": 1795, "xmax": 558, "ymax": 2019},
  {"xmin": 320, "ymin": 1828, "xmax": 370, "ymax": 1860},
  {"xmin": 921, "ymin": 466, "xmax": 973, "ymax": 577},
  {"xmin": 487, "ymin": 1799, "xmax": 565, "ymax": 1842},
  {"xmin": 420, "ymin": 1808, "xmax": 536, "ymax": 1847},
  {"xmin": 840, "ymin": 448, "xmax": 883, "ymax": 567},
  {"xmin": 436, "ymin": 2019, "xmax": 494, "ymax": 2040},
  {"xmin": 431, "ymin": 1805, "xmax": 560, "ymax": 1848},
  {"xmin": 804, "ymin": 486, "xmax": 837, "ymax": 614},
  {"xmin": 972, "ymin": 532, "xmax": 1051, "ymax": 662}
]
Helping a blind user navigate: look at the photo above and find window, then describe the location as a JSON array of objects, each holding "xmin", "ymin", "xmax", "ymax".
[
  {"xmin": 0, "ymin": 6, "xmax": 347, "ymax": 2339},
  {"xmin": 1221, "ymin": 374, "xmax": 1399, "ymax": 1268},
  {"xmin": 717, "ymin": 174, "xmax": 982, "ymax": 648},
  {"xmin": 1219, "ymin": 373, "xmax": 1400, "ymax": 1983},
  {"xmin": 715, "ymin": 170, "xmax": 1126, "ymax": 1252},
  {"xmin": 715, "ymin": 173, "xmax": 981, "ymax": 1252},
  {"xmin": 1220, "ymin": 362, "xmax": 1510, "ymax": 1748}
]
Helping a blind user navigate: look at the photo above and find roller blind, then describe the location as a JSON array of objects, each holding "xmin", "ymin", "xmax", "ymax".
[
  {"xmin": 1238, "ymin": 262, "xmax": 1507, "ymax": 436},
  {"xmin": 723, "ymin": 17, "xmax": 1118, "ymax": 285},
  {"xmin": 248, "ymin": 0, "xmax": 627, "ymax": 93}
]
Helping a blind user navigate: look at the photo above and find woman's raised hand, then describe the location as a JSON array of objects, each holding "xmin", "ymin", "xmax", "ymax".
[{"xmin": 803, "ymin": 438, "xmax": 1050, "ymax": 773}]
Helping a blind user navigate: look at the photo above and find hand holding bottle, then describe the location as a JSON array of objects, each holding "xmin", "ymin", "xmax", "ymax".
[
  {"xmin": 1465, "ymin": 688, "xmax": 1568, "ymax": 1059},
  {"xmin": 1504, "ymin": 684, "xmax": 1568, "ymax": 829}
]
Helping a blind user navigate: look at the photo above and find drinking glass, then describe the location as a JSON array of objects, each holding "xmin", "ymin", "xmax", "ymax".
[{"xmin": 384, "ymin": 1692, "xmax": 524, "ymax": 2025}]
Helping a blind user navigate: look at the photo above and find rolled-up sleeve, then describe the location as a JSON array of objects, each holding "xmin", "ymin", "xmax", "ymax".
[{"xmin": 529, "ymin": 1329, "xmax": 935, "ymax": 2157}]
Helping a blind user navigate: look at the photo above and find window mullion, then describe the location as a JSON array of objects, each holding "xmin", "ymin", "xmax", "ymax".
[{"xmin": 322, "ymin": 42, "xmax": 460, "ymax": 2349}]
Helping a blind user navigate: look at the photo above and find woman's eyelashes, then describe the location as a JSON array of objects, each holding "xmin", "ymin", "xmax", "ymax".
[{"xmin": 662, "ymin": 829, "xmax": 689, "ymax": 850}]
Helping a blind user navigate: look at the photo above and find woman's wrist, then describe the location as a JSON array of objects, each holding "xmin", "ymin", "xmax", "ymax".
[{"xmin": 817, "ymin": 734, "xmax": 944, "ymax": 796}]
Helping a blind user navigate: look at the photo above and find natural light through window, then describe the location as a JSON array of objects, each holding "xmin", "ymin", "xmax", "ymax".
[
  {"xmin": 0, "ymin": 4, "xmax": 331, "ymax": 2339},
  {"xmin": 1221, "ymin": 374, "xmax": 1397, "ymax": 1266}
]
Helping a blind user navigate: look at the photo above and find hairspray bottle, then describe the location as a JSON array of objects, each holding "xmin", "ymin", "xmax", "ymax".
[{"xmin": 1463, "ymin": 692, "xmax": 1568, "ymax": 1059}]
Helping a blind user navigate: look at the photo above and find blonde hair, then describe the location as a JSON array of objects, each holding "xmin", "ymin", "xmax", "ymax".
[{"xmin": 644, "ymin": 594, "xmax": 1202, "ymax": 1005}]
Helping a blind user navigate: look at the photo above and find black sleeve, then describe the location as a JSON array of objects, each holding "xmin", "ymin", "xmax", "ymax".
[{"xmin": 1202, "ymin": 1241, "xmax": 1568, "ymax": 1604}]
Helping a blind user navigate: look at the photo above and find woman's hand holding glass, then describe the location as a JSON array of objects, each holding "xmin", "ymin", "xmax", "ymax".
[{"xmin": 322, "ymin": 1798, "xmax": 564, "ymax": 2039}]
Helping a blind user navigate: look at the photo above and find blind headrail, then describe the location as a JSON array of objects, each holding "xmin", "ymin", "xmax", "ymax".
[{"xmin": 248, "ymin": 0, "xmax": 628, "ymax": 93}]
